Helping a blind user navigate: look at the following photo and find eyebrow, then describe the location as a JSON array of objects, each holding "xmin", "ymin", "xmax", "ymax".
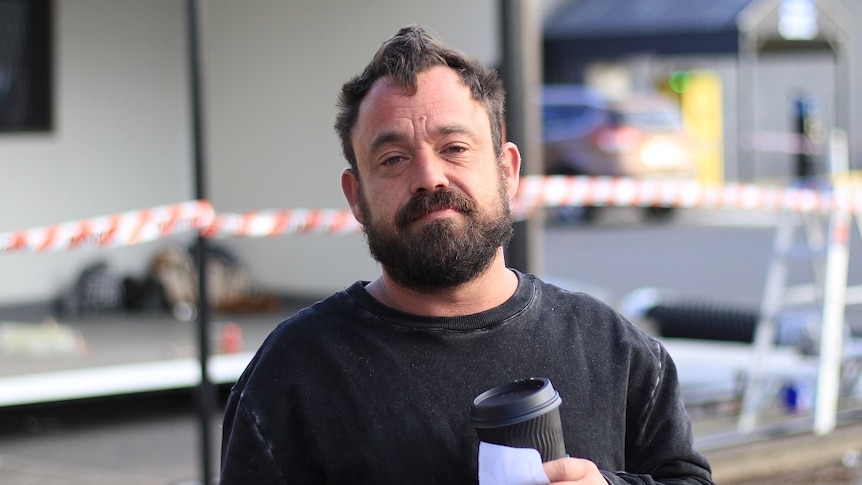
[
  {"xmin": 439, "ymin": 123, "xmax": 477, "ymax": 139},
  {"xmin": 369, "ymin": 130, "xmax": 406, "ymax": 154},
  {"xmin": 368, "ymin": 123, "xmax": 479, "ymax": 153}
]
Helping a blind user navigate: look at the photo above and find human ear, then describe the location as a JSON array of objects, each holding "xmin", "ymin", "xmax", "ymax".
[
  {"xmin": 341, "ymin": 168, "xmax": 365, "ymax": 225},
  {"xmin": 499, "ymin": 142, "xmax": 521, "ymax": 200}
]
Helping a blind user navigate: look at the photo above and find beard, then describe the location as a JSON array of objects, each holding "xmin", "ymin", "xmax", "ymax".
[{"xmin": 358, "ymin": 171, "xmax": 514, "ymax": 292}]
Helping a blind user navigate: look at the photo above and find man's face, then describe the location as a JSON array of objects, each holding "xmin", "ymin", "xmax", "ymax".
[{"xmin": 341, "ymin": 66, "xmax": 520, "ymax": 290}]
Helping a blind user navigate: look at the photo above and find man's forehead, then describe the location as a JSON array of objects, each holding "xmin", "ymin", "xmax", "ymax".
[
  {"xmin": 358, "ymin": 69, "xmax": 482, "ymax": 123},
  {"xmin": 365, "ymin": 68, "xmax": 465, "ymax": 102}
]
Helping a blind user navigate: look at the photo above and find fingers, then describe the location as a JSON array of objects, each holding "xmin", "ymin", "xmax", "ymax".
[{"xmin": 542, "ymin": 457, "xmax": 605, "ymax": 484}]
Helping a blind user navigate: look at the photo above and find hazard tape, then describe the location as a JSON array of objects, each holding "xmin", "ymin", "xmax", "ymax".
[
  {"xmin": 515, "ymin": 175, "xmax": 862, "ymax": 217},
  {"xmin": 203, "ymin": 209, "xmax": 361, "ymax": 238},
  {"xmin": 741, "ymin": 131, "xmax": 821, "ymax": 155},
  {"xmin": 203, "ymin": 177, "xmax": 860, "ymax": 238},
  {"xmin": 0, "ymin": 200, "xmax": 214, "ymax": 255},
  {"xmin": 1, "ymin": 177, "xmax": 860, "ymax": 250}
]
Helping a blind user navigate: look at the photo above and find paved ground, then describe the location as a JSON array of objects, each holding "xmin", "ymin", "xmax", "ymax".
[
  {"xmin": 0, "ymin": 305, "xmax": 300, "ymax": 484},
  {"xmin": 0, "ymin": 392, "xmax": 222, "ymax": 485},
  {"xmin": 709, "ymin": 420, "xmax": 862, "ymax": 484}
]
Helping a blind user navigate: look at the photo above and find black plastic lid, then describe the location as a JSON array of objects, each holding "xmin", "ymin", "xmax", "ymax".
[{"xmin": 469, "ymin": 377, "xmax": 562, "ymax": 428}]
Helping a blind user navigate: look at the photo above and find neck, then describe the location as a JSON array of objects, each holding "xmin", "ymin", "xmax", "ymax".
[{"xmin": 367, "ymin": 250, "xmax": 518, "ymax": 317}]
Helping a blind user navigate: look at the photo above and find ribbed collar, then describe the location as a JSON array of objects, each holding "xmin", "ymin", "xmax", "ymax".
[{"xmin": 344, "ymin": 270, "xmax": 537, "ymax": 333}]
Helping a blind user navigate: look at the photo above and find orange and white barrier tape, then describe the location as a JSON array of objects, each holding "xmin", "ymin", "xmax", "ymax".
[
  {"xmin": 0, "ymin": 200, "xmax": 214, "ymax": 255},
  {"xmin": 202, "ymin": 177, "xmax": 862, "ymax": 238},
  {"xmin": 741, "ymin": 131, "xmax": 821, "ymax": 155},
  {"xmin": 1, "ymin": 177, "xmax": 860, "ymax": 249},
  {"xmin": 203, "ymin": 209, "xmax": 361, "ymax": 238},
  {"xmin": 514, "ymin": 175, "xmax": 862, "ymax": 217}
]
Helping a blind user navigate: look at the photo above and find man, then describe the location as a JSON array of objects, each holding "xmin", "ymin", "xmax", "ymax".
[{"xmin": 220, "ymin": 25, "xmax": 714, "ymax": 484}]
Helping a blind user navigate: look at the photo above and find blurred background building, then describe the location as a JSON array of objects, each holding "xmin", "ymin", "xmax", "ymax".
[
  {"xmin": 0, "ymin": 0, "xmax": 858, "ymax": 311},
  {"xmin": 544, "ymin": 0, "xmax": 856, "ymax": 184}
]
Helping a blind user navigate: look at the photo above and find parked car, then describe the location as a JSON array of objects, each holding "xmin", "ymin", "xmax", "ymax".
[{"xmin": 542, "ymin": 85, "xmax": 698, "ymax": 221}]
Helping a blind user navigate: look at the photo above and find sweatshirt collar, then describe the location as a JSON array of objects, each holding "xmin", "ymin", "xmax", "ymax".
[{"xmin": 346, "ymin": 270, "xmax": 536, "ymax": 332}]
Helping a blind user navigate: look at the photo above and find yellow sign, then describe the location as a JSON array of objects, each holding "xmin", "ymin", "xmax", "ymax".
[{"xmin": 681, "ymin": 72, "xmax": 724, "ymax": 185}]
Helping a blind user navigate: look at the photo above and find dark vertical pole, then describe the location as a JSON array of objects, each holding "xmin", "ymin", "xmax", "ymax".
[
  {"xmin": 737, "ymin": 31, "xmax": 749, "ymax": 183},
  {"xmin": 792, "ymin": 96, "xmax": 818, "ymax": 181},
  {"xmin": 186, "ymin": 0, "xmax": 215, "ymax": 483},
  {"xmin": 499, "ymin": 0, "xmax": 544, "ymax": 274}
]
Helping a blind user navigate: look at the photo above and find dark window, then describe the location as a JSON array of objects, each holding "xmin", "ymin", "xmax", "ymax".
[{"xmin": 0, "ymin": 0, "xmax": 53, "ymax": 132}]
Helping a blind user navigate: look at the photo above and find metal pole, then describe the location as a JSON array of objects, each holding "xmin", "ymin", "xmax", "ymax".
[
  {"xmin": 186, "ymin": 0, "xmax": 215, "ymax": 482},
  {"xmin": 814, "ymin": 131, "xmax": 851, "ymax": 436},
  {"xmin": 499, "ymin": 0, "xmax": 544, "ymax": 274}
]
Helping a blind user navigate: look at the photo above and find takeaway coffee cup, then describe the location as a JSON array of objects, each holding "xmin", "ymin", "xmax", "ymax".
[{"xmin": 469, "ymin": 377, "xmax": 566, "ymax": 462}]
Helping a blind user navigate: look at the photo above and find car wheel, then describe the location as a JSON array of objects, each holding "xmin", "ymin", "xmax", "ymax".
[
  {"xmin": 547, "ymin": 206, "xmax": 597, "ymax": 225},
  {"xmin": 643, "ymin": 206, "xmax": 674, "ymax": 222},
  {"xmin": 581, "ymin": 205, "xmax": 600, "ymax": 223}
]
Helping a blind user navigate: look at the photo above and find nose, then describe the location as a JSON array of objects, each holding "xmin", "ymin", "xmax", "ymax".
[{"xmin": 410, "ymin": 149, "xmax": 449, "ymax": 193}]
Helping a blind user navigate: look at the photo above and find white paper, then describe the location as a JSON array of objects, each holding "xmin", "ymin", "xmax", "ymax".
[{"xmin": 478, "ymin": 441, "xmax": 550, "ymax": 485}]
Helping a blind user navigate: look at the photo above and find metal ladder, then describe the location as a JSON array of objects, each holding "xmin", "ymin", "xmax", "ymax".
[
  {"xmin": 737, "ymin": 208, "xmax": 827, "ymax": 431},
  {"xmin": 739, "ymin": 131, "xmax": 862, "ymax": 435}
]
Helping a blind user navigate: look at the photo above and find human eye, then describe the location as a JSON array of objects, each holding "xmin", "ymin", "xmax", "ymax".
[
  {"xmin": 441, "ymin": 144, "xmax": 469, "ymax": 156},
  {"xmin": 380, "ymin": 154, "xmax": 407, "ymax": 166}
]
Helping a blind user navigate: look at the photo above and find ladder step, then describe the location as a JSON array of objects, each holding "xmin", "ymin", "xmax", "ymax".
[
  {"xmin": 777, "ymin": 245, "xmax": 826, "ymax": 259},
  {"xmin": 781, "ymin": 284, "xmax": 821, "ymax": 306}
]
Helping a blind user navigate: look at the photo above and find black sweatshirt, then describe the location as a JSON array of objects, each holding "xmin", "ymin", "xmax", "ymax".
[{"xmin": 220, "ymin": 272, "xmax": 714, "ymax": 484}]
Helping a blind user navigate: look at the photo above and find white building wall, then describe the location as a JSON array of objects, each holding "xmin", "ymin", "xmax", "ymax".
[
  {"xmin": 0, "ymin": 0, "xmax": 192, "ymax": 305},
  {"xmin": 0, "ymin": 0, "xmax": 501, "ymax": 305}
]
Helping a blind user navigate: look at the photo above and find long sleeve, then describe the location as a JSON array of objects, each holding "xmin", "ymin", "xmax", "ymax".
[
  {"xmin": 605, "ymin": 340, "xmax": 713, "ymax": 484},
  {"xmin": 221, "ymin": 395, "xmax": 287, "ymax": 484}
]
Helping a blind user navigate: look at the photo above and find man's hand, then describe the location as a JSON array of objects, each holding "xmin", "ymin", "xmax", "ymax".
[{"xmin": 542, "ymin": 457, "xmax": 608, "ymax": 484}]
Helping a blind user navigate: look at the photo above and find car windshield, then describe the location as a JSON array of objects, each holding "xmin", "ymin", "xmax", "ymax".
[
  {"xmin": 544, "ymin": 104, "xmax": 597, "ymax": 124},
  {"xmin": 543, "ymin": 104, "xmax": 610, "ymax": 140},
  {"xmin": 615, "ymin": 108, "xmax": 682, "ymax": 130}
]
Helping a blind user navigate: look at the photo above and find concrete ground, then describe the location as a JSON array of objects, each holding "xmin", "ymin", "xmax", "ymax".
[{"xmin": 708, "ymin": 420, "xmax": 862, "ymax": 484}]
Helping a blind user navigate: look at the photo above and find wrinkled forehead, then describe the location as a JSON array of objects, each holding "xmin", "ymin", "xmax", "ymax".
[{"xmin": 353, "ymin": 67, "xmax": 491, "ymax": 143}]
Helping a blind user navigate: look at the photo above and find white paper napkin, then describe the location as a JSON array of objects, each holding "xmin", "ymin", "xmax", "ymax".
[{"xmin": 478, "ymin": 441, "xmax": 550, "ymax": 485}]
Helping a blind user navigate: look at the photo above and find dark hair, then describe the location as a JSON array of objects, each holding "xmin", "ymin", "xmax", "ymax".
[{"xmin": 334, "ymin": 25, "xmax": 506, "ymax": 170}]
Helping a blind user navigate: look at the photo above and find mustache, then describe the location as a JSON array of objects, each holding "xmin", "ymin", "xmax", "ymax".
[{"xmin": 396, "ymin": 189, "xmax": 475, "ymax": 228}]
